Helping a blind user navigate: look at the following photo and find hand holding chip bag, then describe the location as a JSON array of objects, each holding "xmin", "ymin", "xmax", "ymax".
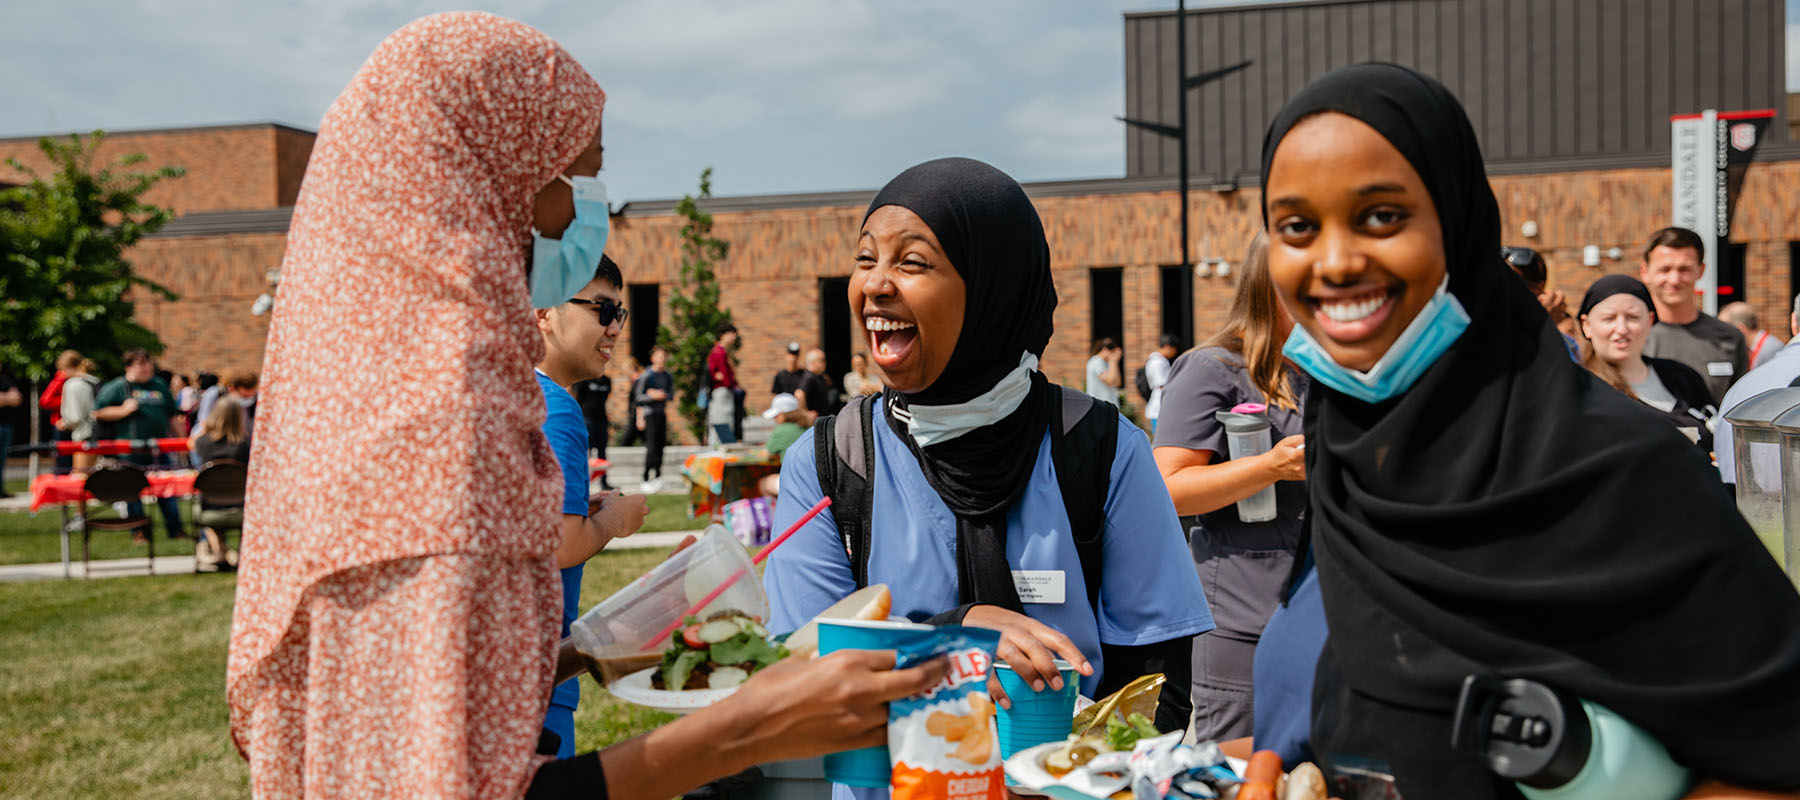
[{"xmin": 888, "ymin": 626, "xmax": 1005, "ymax": 800}]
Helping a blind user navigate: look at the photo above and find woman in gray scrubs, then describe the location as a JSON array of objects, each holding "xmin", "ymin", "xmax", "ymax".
[{"xmin": 1152, "ymin": 233, "xmax": 1310, "ymax": 742}]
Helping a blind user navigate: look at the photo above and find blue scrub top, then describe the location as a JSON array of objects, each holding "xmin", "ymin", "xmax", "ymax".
[
  {"xmin": 537, "ymin": 371, "xmax": 589, "ymax": 758},
  {"xmin": 765, "ymin": 398, "xmax": 1212, "ymax": 800},
  {"xmin": 765, "ymin": 396, "xmax": 1212, "ymax": 688},
  {"xmin": 1251, "ymin": 557, "xmax": 1326, "ymax": 766}
]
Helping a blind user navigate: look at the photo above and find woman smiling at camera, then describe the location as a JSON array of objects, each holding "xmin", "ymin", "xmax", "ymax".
[
  {"xmin": 1261, "ymin": 64, "xmax": 1800, "ymax": 797},
  {"xmin": 763, "ymin": 159, "xmax": 1213, "ymax": 798}
]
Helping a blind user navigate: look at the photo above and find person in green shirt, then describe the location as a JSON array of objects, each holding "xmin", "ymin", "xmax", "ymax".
[
  {"xmin": 754, "ymin": 393, "xmax": 808, "ymax": 502},
  {"xmin": 93, "ymin": 349, "xmax": 187, "ymax": 539},
  {"xmin": 761, "ymin": 393, "xmax": 807, "ymax": 457}
]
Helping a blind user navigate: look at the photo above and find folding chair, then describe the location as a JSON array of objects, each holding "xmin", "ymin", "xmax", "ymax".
[
  {"xmin": 81, "ymin": 464, "xmax": 154, "ymax": 578},
  {"xmin": 190, "ymin": 460, "xmax": 247, "ymax": 573}
]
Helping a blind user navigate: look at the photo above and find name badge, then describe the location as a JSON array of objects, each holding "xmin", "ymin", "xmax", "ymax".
[
  {"xmin": 1012, "ymin": 570, "xmax": 1066, "ymax": 604},
  {"xmin": 1707, "ymin": 361, "xmax": 1734, "ymax": 377}
]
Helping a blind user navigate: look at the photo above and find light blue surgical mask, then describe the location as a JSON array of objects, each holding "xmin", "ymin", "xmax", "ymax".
[
  {"xmin": 530, "ymin": 174, "xmax": 609, "ymax": 309},
  {"xmin": 1282, "ymin": 276, "xmax": 1471, "ymax": 404}
]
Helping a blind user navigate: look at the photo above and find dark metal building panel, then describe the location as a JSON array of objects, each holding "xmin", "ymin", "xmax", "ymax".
[
  {"xmin": 1527, "ymin": 0, "xmax": 1553, "ymax": 155},
  {"xmin": 1198, "ymin": 11, "xmax": 1224, "ymax": 180},
  {"xmin": 1391, "ymin": 2, "xmax": 1416, "ymax": 70},
  {"xmin": 1368, "ymin": 2, "xmax": 1394, "ymax": 64},
  {"xmin": 1480, "ymin": 0, "xmax": 1507, "ymax": 159},
  {"xmin": 1599, "ymin": 0, "xmax": 1625, "ymax": 155},
  {"xmin": 1217, "ymin": 12, "xmax": 1249, "ymax": 176},
  {"xmin": 1155, "ymin": 13, "xmax": 1181, "ymax": 172},
  {"xmin": 1416, "ymin": 0, "xmax": 1440, "ymax": 82},
  {"xmin": 1695, "ymin": 1, "xmax": 1722, "ymax": 114},
  {"xmin": 1123, "ymin": 0, "xmax": 1791, "ymax": 181},
  {"xmin": 1622, "ymin": 4, "xmax": 1648, "ymax": 153}
]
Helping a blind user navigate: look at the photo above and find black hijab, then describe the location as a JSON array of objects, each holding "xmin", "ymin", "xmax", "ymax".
[
  {"xmin": 1264, "ymin": 64, "xmax": 1800, "ymax": 788},
  {"xmin": 865, "ymin": 157, "xmax": 1061, "ymax": 611}
]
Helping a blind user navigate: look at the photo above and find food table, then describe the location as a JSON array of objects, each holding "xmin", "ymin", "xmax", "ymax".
[
  {"xmin": 29, "ymin": 469, "xmax": 198, "ymax": 578},
  {"xmin": 682, "ymin": 449, "xmax": 781, "ymax": 522}
]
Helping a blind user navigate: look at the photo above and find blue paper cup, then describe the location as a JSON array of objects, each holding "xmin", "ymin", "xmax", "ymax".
[
  {"xmin": 993, "ymin": 660, "xmax": 1081, "ymax": 760},
  {"xmin": 818, "ymin": 619, "xmax": 933, "ymax": 788}
]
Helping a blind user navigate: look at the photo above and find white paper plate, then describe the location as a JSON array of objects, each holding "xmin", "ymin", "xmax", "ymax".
[
  {"xmin": 607, "ymin": 665, "xmax": 739, "ymax": 715},
  {"xmin": 1003, "ymin": 742, "xmax": 1113, "ymax": 800},
  {"xmin": 1002, "ymin": 741, "xmax": 1250, "ymax": 800}
]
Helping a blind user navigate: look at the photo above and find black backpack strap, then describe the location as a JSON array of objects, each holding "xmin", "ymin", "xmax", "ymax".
[
  {"xmin": 813, "ymin": 394, "xmax": 877, "ymax": 588},
  {"xmin": 1050, "ymin": 386, "xmax": 1118, "ymax": 614}
]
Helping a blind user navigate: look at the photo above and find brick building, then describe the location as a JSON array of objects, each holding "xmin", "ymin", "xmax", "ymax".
[
  {"xmin": 9, "ymin": 0, "xmax": 1800, "ymax": 442},
  {"xmin": 0, "ymin": 123, "xmax": 310, "ymax": 382}
]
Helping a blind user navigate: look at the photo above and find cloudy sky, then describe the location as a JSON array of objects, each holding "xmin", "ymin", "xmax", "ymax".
[{"xmin": 4, "ymin": 1, "xmax": 1797, "ymax": 204}]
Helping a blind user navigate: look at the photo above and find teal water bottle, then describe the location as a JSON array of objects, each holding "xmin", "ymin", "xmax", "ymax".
[{"xmin": 1451, "ymin": 675, "xmax": 1691, "ymax": 800}]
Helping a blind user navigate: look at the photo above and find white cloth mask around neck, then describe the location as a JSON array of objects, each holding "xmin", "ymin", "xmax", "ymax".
[{"xmin": 889, "ymin": 352, "xmax": 1037, "ymax": 447}]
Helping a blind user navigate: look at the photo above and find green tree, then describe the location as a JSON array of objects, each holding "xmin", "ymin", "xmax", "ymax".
[
  {"xmin": 657, "ymin": 167, "xmax": 734, "ymax": 444},
  {"xmin": 0, "ymin": 131, "xmax": 185, "ymax": 384}
]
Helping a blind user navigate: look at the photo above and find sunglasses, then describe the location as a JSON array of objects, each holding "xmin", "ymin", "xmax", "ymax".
[
  {"xmin": 1501, "ymin": 246, "xmax": 1540, "ymax": 268},
  {"xmin": 1501, "ymin": 246, "xmax": 1547, "ymax": 286},
  {"xmin": 567, "ymin": 296, "xmax": 629, "ymax": 327}
]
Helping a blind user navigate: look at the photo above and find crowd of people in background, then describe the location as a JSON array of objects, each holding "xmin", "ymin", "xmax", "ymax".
[{"xmin": 0, "ymin": 348, "xmax": 263, "ymax": 569}]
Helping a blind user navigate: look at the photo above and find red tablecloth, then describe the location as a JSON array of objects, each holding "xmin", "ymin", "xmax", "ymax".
[{"xmin": 29, "ymin": 470, "xmax": 199, "ymax": 512}]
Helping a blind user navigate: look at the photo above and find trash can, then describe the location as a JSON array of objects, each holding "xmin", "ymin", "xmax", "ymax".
[
  {"xmin": 1767, "ymin": 403, "xmax": 1800, "ymax": 585},
  {"xmin": 1723, "ymin": 387, "xmax": 1800, "ymax": 567}
]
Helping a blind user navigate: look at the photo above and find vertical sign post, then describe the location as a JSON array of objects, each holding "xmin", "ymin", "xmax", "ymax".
[{"xmin": 1670, "ymin": 109, "xmax": 1719, "ymax": 315}]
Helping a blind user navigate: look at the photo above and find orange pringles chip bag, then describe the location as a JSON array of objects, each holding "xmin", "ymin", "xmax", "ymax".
[{"xmin": 888, "ymin": 626, "xmax": 1004, "ymax": 800}]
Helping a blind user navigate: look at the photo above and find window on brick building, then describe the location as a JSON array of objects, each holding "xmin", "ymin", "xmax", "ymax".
[
  {"xmin": 1716, "ymin": 242, "xmax": 1748, "ymax": 303},
  {"xmin": 819, "ymin": 276, "xmax": 852, "ymax": 395},
  {"xmin": 1159, "ymin": 265, "xmax": 1193, "ymax": 349},
  {"xmin": 628, "ymin": 283, "xmax": 660, "ymax": 368},
  {"xmin": 1787, "ymin": 242, "xmax": 1800, "ymax": 312},
  {"xmin": 1089, "ymin": 267, "xmax": 1124, "ymax": 357}
]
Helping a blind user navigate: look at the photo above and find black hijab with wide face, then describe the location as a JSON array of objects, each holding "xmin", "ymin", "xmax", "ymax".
[
  {"xmin": 1263, "ymin": 64, "xmax": 1800, "ymax": 786},
  {"xmin": 864, "ymin": 157, "xmax": 1060, "ymax": 610}
]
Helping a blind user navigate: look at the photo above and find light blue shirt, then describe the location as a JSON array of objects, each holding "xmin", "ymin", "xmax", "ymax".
[
  {"xmin": 1716, "ymin": 342, "xmax": 1800, "ymax": 485},
  {"xmin": 764, "ymin": 398, "xmax": 1211, "ymax": 800}
]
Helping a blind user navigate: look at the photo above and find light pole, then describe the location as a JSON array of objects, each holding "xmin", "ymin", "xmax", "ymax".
[{"xmin": 1117, "ymin": 0, "xmax": 1251, "ymax": 273}]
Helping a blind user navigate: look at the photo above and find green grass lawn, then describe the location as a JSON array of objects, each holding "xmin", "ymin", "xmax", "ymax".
[
  {"xmin": 0, "ymin": 544, "xmax": 683, "ymax": 799},
  {"xmin": 0, "ymin": 493, "xmax": 697, "ymax": 567},
  {"xmin": 0, "ymin": 502, "xmax": 201, "ymax": 565}
]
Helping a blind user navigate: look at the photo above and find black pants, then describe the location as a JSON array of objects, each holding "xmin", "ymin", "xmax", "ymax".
[
  {"xmin": 731, "ymin": 388, "xmax": 746, "ymax": 441},
  {"xmin": 584, "ymin": 415, "xmax": 608, "ymax": 462},
  {"xmin": 643, "ymin": 414, "xmax": 666, "ymax": 479},
  {"xmin": 54, "ymin": 427, "xmax": 73, "ymax": 475}
]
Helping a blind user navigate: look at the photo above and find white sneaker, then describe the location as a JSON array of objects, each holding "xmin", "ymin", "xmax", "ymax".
[{"xmin": 195, "ymin": 538, "xmax": 219, "ymax": 572}]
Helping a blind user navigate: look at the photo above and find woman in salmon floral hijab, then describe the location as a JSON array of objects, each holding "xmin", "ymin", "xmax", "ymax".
[{"xmin": 228, "ymin": 13, "xmax": 945, "ymax": 800}]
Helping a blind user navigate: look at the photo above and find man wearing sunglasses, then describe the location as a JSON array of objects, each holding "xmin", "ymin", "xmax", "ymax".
[{"xmin": 533, "ymin": 252, "xmax": 650, "ymax": 758}]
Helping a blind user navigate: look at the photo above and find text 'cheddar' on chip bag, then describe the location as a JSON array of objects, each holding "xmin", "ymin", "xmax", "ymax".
[{"xmin": 887, "ymin": 626, "xmax": 1004, "ymax": 800}]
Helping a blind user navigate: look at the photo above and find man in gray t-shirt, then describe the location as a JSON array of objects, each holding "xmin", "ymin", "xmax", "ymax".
[{"xmin": 1638, "ymin": 227, "xmax": 1747, "ymax": 405}]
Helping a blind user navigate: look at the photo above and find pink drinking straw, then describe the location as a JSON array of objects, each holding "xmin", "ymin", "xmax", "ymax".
[{"xmin": 639, "ymin": 496, "xmax": 833, "ymax": 651}]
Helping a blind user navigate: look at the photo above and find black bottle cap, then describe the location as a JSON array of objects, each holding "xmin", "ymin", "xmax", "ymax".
[{"xmin": 1451, "ymin": 674, "xmax": 1592, "ymax": 788}]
